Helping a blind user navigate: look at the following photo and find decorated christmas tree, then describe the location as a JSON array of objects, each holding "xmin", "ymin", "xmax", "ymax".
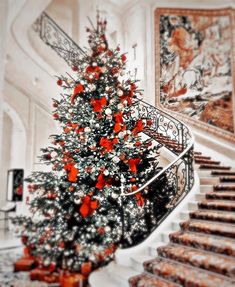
[{"xmin": 13, "ymin": 15, "xmax": 162, "ymax": 280}]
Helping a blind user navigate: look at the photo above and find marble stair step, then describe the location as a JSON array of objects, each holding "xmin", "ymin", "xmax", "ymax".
[
  {"xmin": 179, "ymin": 210, "xmax": 190, "ymax": 221},
  {"xmin": 206, "ymin": 191, "xmax": 235, "ymax": 200},
  {"xmin": 107, "ymin": 262, "xmax": 139, "ymax": 287},
  {"xmin": 214, "ymin": 185, "xmax": 235, "ymax": 191},
  {"xmin": 212, "ymin": 171, "xmax": 235, "ymax": 176},
  {"xmin": 129, "ymin": 272, "xmax": 181, "ymax": 287},
  {"xmin": 180, "ymin": 219, "xmax": 235, "ymax": 238},
  {"xmin": 143, "ymin": 257, "xmax": 235, "ymax": 287},
  {"xmin": 198, "ymin": 200, "xmax": 235, "ymax": 211},
  {"xmin": 200, "ymin": 185, "xmax": 214, "ymax": 193},
  {"xmin": 195, "ymin": 159, "xmax": 221, "ymax": 165},
  {"xmin": 169, "ymin": 230, "xmax": 235, "ymax": 257},
  {"xmin": 130, "ymin": 254, "xmax": 156, "ymax": 271},
  {"xmin": 148, "ymin": 242, "xmax": 169, "ymax": 256},
  {"xmin": 200, "ymin": 177, "xmax": 219, "ymax": 185},
  {"xmin": 199, "ymin": 164, "xmax": 231, "ymax": 170},
  {"xmin": 157, "ymin": 243, "xmax": 235, "ymax": 278},
  {"xmin": 190, "ymin": 209, "xmax": 235, "ymax": 224},
  {"xmin": 197, "ymin": 170, "xmax": 212, "ymax": 177},
  {"xmin": 220, "ymin": 176, "xmax": 235, "ymax": 182},
  {"xmin": 187, "ymin": 200, "xmax": 199, "ymax": 211},
  {"xmin": 89, "ymin": 269, "xmax": 121, "ymax": 287}
]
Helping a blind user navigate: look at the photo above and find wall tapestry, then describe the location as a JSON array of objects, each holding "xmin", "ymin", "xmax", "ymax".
[{"xmin": 155, "ymin": 8, "xmax": 235, "ymax": 142}]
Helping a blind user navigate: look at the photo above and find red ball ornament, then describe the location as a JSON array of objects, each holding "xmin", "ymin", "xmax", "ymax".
[
  {"xmin": 52, "ymin": 101, "xmax": 58, "ymax": 108},
  {"xmin": 72, "ymin": 65, "xmax": 78, "ymax": 71},
  {"xmin": 57, "ymin": 79, "xmax": 62, "ymax": 86},
  {"xmin": 121, "ymin": 54, "xmax": 127, "ymax": 62},
  {"xmin": 107, "ymin": 50, "xmax": 113, "ymax": 57},
  {"xmin": 112, "ymin": 67, "xmax": 119, "ymax": 74}
]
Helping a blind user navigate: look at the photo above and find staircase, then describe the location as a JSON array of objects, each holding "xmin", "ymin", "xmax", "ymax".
[
  {"xmin": 30, "ymin": 11, "xmax": 235, "ymax": 287},
  {"xmin": 127, "ymin": 154, "xmax": 235, "ymax": 287}
]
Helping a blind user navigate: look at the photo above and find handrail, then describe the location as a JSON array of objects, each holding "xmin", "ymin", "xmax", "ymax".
[
  {"xmin": 121, "ymin": 99, "xmax": 195, "ymax": 196},
  {"xmin": 32, "ymin": 11, "xmax": 195, "ymax": 247}
]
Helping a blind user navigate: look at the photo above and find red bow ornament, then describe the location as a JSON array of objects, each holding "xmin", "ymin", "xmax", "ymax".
[
  {"xmin": 128, "ymin": 158, "xmax": 141, "ymax": 173},
  {"xmin": 79, "ymin": 195, "xmax": 99, "ymax": 218},
  {"xmin": 114, "ymin": 112, "xmax": 124, "ymax": 133},
  {"xmin": 135, "ymin": 192, "xmax": 145, "ymax": 206},
  {"xmin": 90, "ymin": 97, "xmax": 107, "ymax": 113},
  {"xmin": 71, "ymin": 83, "xmax": 84, "ymax": 104},
  {"xmin": 100, "ymin": 137, "xmax": 113, "ymax": 153},
  {"xmin": 86, "ymin": 66, "xmax": 102, "ymax": 80},
  {"xmin": 64, "ymin": 163, "xmax": 78, "ymax": 183},
  {"xmin": 95, "ymin": 172, "xmax": 112, "ymax": 189},
  {"xmin": 132, "ymin": 119, "xmax": 144, "ymax": 135}
]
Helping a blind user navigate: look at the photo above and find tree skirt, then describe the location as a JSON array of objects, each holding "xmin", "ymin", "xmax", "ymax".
[{"xmin": 0, "ymin": 248, "xmax": 50, "ymax": 287}]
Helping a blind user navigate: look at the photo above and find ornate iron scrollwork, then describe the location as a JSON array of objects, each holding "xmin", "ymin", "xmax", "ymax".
[{"xmin": 33, "ymin": 12, "xmax": 85, "ymax": 67}]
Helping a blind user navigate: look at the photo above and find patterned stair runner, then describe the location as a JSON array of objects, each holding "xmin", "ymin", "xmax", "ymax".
[
  {"xmin": 211, "ymin": 171, "xmax": 235, "ymax": 176},
  {"xmin": 194, "ymin": 155, "xmax": 211, "ymax": 160},
  {"xmin": 199, "ymin": 164, "xmax": 231, "ymax": 170},
  {"xmin": 195, "ymin": 159, "xmax": 220, "ymax": 165},
  {"xmin": 220, "ymin": 177, "xmax": 235, "ymax": 182},
  {"xmin": 129, "ymin": 153, "xmax": 235, "ymax": 287},
  {"xmin": 214, "ymin": 185, "xmax": 235, "ymax": 191}
]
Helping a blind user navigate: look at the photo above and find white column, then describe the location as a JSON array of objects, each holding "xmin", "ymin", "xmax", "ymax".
[{"xmin": 0, "ymin": 0, "xmax": 7, "ymax": 206}]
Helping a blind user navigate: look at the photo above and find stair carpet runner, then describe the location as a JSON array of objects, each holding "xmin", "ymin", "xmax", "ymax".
[{"xmin": 129, "ymin": 151, "xmax": 235, "ymax": 287}]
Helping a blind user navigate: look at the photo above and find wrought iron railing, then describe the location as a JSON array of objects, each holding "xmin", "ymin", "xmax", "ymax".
[{"xmin": 32, "ymin": 12, "xmax": 195, "ymax": 247}]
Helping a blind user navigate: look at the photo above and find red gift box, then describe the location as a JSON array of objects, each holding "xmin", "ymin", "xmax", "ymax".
[
  {"xmin": 81, "ymin": 262, "xmax": 92, "ymax": 276},
  {"xmin": 30, "ymin": 268, "xmax": 59, "ymax": 283},
  {"xmin": 30, "ymin": 268, "xmax": 50, "ymax": 281},
  {"xmin": 60, "ymin": 272, "xmax": 86, "ymax": 287},
  {"xmin": 14, "ymin": 256, "xmax": 36, "ymax": 272}
]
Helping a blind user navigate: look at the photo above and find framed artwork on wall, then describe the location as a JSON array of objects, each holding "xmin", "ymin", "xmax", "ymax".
[
  {"xmin": 7, "ymin": 169, "xmax": 24, "ymax": 202},
  {"xmin": 155, "ymin": 8, "xmax": 235, "ymax": 142}
]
